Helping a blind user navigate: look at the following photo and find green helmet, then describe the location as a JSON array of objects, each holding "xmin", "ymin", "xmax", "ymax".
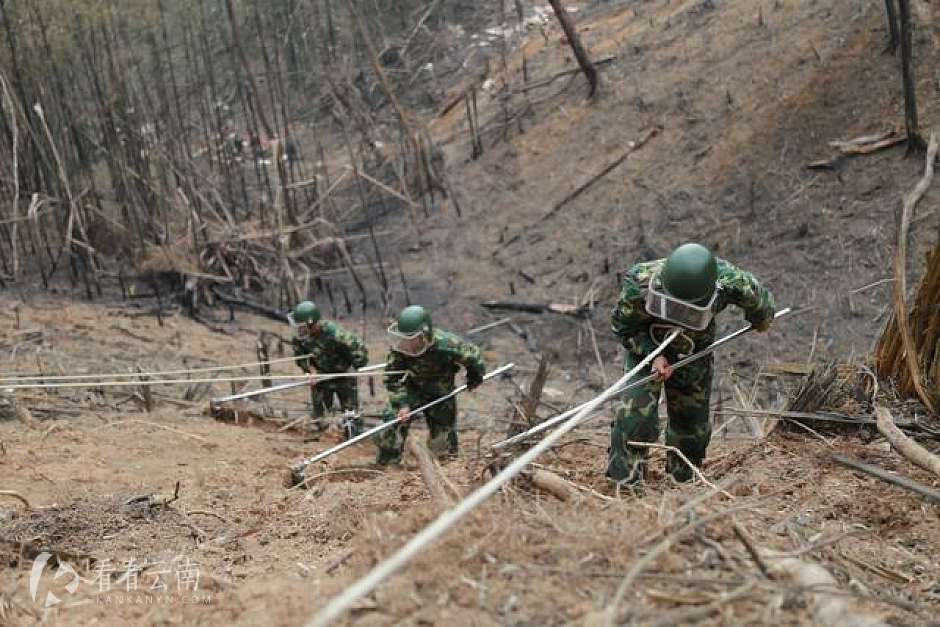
[
  {"xmin": 660, "ymin": 243, "xmax": 718, "ymax": 303},
  {"xmin": 291, "ymin": 300, "xmax": 321, "ymax": 324},
  {"xmin": 392, "ymin": 305, "xmax": 432, "ymax": 338}
]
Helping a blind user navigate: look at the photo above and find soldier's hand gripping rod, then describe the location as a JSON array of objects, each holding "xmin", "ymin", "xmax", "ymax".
[
  {"xmin": 491, "ymin": 308, "xmax": 793, "ymax": 450},
  {"xmin": 289, "ymin": 363, "xmax": 515, "ymax": 480},
  {"xmin": 209, "ymin": 363, "xmax": 388, "ymax": 406}
]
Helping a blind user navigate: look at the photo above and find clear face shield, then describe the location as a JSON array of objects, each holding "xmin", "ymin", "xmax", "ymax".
[
  {"xmin": 645, "ymin": 271, "xmax": 718, "ymax": 331},
  {"xmin": 388, "ymin": 324, "xmax": 431, "ymax": 357},
  {"xmin": 288, "ymin": 313, "xmax": 318, "ymax": 339}
]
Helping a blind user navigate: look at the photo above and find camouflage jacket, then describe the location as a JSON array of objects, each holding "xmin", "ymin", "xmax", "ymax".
[
  {"xmin": 384, "ymin": 329, "xmax": 486, "ymax": 409},
  {"xmin": 293, "ymin": 320, "xmax": 368, "ymax": 374},
  {"xmin": 611, "ymin": 257, "xmax": 774, "ymax": 357}
]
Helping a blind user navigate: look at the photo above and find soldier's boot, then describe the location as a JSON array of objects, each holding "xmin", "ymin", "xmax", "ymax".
[
  {"xmin": 308, "ymin": 387, "xmax": 333, "ymax": 432},
  {"xmin": 374, "ymin": 416, "xmax": 408, "ymax": 466},
  {"xmin": 375, "ymin": 446, "xmax": 403, "ymax": 466}
]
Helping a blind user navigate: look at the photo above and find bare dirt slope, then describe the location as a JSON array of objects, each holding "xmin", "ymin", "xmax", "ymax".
[
  {"xmin": 3, "ymin": 0, "xmax": 940, "ymax": 625},
  {"xmin": 1, "ymin": 301, "xmax": 938, "ymax": 626},
  {"xmin": 405, "ymin": 0, "xmax": 940, "ymax": 383}
]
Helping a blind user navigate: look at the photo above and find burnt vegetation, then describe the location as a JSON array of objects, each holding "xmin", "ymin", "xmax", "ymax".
[{"xmin": 0, "ymin": 0, "xmax": 497, "ymax": 318}]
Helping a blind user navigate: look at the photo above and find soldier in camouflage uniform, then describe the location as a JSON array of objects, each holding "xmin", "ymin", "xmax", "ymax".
[
  {"xmin": 375, "ymin": 305, "xmax": 486, "ymax": 465},
  {"xmin": 290, "ymin": 301, "xmax": 369, "ymax": 437},
  {"xmin": 609, "ymin": 243, "xmax": 775, "ymax": 484}
]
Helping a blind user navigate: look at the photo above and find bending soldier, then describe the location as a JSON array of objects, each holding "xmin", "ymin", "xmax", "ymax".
[
  {"xmin": 375, "ymin": 305, "xmax": 485, "ymax": 465},
  {"xmin": 609, "ymin": 243, "xmax": 775, "ymax": 485},
  {"xmin": 290, "ymin": 301, "xmax": 368, "ymax": 438}
]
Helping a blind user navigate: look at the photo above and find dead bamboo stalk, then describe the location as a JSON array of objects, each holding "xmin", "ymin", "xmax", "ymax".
[
  {"xmin": 881, "ymin": 132, "xmax": 938, "ymax": 412},
  {"xmin": 874, "ymin": 405, "xmax": 940, "ymax": 477}
]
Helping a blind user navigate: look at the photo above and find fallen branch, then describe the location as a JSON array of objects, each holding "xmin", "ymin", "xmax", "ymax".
[
  {"xmin": 759, "ymin": 548, "xmax": 888, "ymax": 627},
  {"xmin": 480, "ymin": 300, "xmax": 588, "ymax": 316},
  {"xmin": 714, "ymin": 407, "xmax": 939, "ymax": 438},
  {"xmin": 406, "ymin": 439, "xmax": 455, "ymax": 508},
  {"xmin": 211, "ymin": 290, "xmax": 288, "ymax": 322},
  {"xmin": 543, "ymin": 126, "xmax": 661, "ymax": 221},
  {"xmin": 875, "ymin": 406, "xmax": 940, "ymax": 477},
  {"xmin": 832, "ymin": 453, "xmax": 940, "ymax": 503},
  {"xmin": 808, "ymin": 130, "xmax": 906, "ymax": 169}
]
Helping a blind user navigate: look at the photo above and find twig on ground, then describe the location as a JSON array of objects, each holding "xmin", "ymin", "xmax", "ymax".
[
  {"xmin": 645, "ymin": 582, "xmax": 756, "ymax": 627},
  {"xmin": 732, "ymin": 520, "xmax": 771, "ymax": 578},
  {"xmin": 626, "ymin": 441, "xmax": 734, "ymax": 499},
  {"xmin": 185, "ymin": 510, "xmax": 230, "ymax": 524},
  {"xmin": 0, "ymin": 490, "xmax": 31, "ymax": 509},
  {"xmin": 594, "ymin": 500, "xmax": 759, "ymax": 626}
]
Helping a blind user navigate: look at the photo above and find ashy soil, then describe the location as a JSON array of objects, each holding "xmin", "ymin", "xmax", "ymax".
[{"xmin": 3, "ymin": 0, "xmax": 940, "ymax": 625}]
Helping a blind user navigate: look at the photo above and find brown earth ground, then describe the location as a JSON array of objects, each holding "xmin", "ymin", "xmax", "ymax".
[{"xmin": 3, "ymin": 0, "xmax": 940, "ymax": 625}]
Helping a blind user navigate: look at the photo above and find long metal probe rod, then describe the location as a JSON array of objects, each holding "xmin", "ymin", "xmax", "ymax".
[
  {"xmin": 292, "ymin": 363, "xmax": 515, "ymax": 471},
  {"xmin": 492, "ymin": 308, "xmax": 793, "ymax": 449}
]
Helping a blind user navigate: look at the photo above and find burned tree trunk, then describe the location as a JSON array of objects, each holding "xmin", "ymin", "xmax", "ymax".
[
  {"xmin": 223, "ymin": 0, "xmax": 274, "ymax": 140},
  {"xmin": 546, "ymin": 0, "xmax": 599, "ymax": 97},
  {"xmin": 884, "ymin": 0, "xmax": 899, "ymax": 51},
  {"xmin": 897, "ymin": 0, "xmax": 924, "ymax": 151}
]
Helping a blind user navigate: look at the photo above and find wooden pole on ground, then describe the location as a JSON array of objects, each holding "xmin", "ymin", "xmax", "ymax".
[{"xmin": 406, "ymin": 439, "xmax": 456, "ymax": 509}]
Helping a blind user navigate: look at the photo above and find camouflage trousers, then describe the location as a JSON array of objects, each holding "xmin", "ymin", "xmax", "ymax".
[
  {"xmin": 607, "ymin": 351, "xmax": 713, "ymax": 483},
  {"xmin": 309, "ymin": 378, "xmax": 362, "ymax": 436},
  {"xmin": 374, "ymin": 394, "xmax": 458, "ymax": 465}
]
